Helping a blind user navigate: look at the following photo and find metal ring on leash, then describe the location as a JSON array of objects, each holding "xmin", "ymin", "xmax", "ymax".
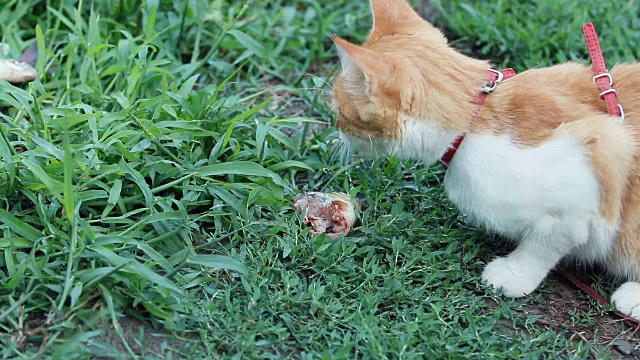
[
  {"xmin": 599, "ymin": 88, "xmax": 617, "ymax": 98},
  {"xmin": 593, "ymin": 72, "xmax": 613, "ymax": 86},
  {"xmin": 618, "ymin": 104, "xmax": 625, "ymax": 121}
]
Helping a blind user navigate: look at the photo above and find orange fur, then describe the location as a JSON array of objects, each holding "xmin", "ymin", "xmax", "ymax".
[{"xmin": 330, "ymin": 0, "xmax": 640, "ymax": 286}]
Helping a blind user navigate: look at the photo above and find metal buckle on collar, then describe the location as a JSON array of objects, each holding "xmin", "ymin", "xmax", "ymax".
[
  {"xmin": 593, "ymin": 72, "xmax": 613, "ymax": 86},
  {"xmin": 482, "ymin": 68, "xmax": 504, "ymax": 93}
]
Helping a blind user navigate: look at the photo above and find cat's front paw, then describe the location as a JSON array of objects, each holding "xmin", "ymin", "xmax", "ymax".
[
  {"xmin": 481, "ymin": 257, "xmax": 545, "ymax": 298},
  {"xmin": 611, "ymin": 282, "xmax": 640, "ymax": 320}
]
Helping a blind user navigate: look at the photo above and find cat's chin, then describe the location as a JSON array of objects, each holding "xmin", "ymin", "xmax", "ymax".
[
  {"xmin": 338, "ymin": 120, "xmax": 461, "ymax": 165},
  {"xmin": 338, "ymin": 132, "xmax": 391, "ymax": 159}
]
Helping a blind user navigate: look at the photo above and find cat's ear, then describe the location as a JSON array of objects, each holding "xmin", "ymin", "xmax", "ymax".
[
  {"xmin": 332, "ymin": 36, "xmax": 361, "ymax": 79},
  {"xmin": 370, "ymin": 0, "xmax": 424, "ymax": 34},
  {"xmin": 331, "ymin": 35, "xmax": 392, "ymax": 96},
  {"xmin": 369, "ymin": 0, "xmax": 446, "ymax": 43}
]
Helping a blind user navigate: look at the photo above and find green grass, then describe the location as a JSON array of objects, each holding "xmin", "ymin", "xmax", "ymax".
[
  {"xmin": 0, "ymin": 0, "xmax": 637, "ymax": 359},
  {"xmin": 432, "ymin": 0, "xmax": 640, "ymax": 71}
]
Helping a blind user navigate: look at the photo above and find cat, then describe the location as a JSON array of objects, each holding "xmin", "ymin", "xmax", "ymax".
[{"xmin": 329, "ymin": 0, "xmax": 640, "ymax": 320}]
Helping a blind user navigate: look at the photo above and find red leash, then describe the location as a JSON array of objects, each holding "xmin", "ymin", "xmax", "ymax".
[
  {"xmin": 555, "ymin": 267, "xmax": 640, "ymax": 331},
  {"xmin": 440, "ymin": 23, "xmax": 637, "ymax": 329},
  {"xmin": 561, "ymin": 24, "xmax": 637, "ymax": 330},
  {"xmin": 582, "ymin": 22, "xmax": 624, "ymax": 118},
  {"xmin": 441, "ymin": 23, "xmax": 624, "ymax": 167}
]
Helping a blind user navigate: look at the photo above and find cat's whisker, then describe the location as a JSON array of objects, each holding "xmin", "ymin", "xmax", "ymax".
[
  {"xmin": 294, "ymin": 87, "xmax": 333, "ymax": 95},
  {"xmin": 368, "ymin": 134, "xmax": 382, "ymax": 159},
  {"xmin": 333, "ymin": 134, "xmax": 351, "ymax": 166},
  {"xmin": 340, "ymin": 144, "xmax": 352, "ymax": 166},
  {"xmin": 290, "ymin": 72, "xmax": 336, "ymax": 91}
]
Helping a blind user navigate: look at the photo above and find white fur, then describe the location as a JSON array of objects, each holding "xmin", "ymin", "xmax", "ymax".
[
  {"xmin": 391, "ymin": 118, "xmax": 461, "ymax": 164},
  {"xmin": 612, "ymin": 282, "xmax": 640, "ymax": 318},
  {"xmin": 444, "ymin": 132, "xmax": 619, "ymax": 297},
  {"xmin": 482, "ymin": 257, "xmax": 548, "ymax": 297},
  {"xmin": 445, "ymin": 132, "xmax": 601, "ymax": 238},
  {"xmin": 340, "ymin": 119, "xmax": 627, "ymax": 311},
  {"xmin": 341, "ymin": 117, "xmax": 460, "ymax": 164},
  {"xmin": 610, "ymin": 258, "xmax": 640, "ymax": 282},
  {"xmin": 575, "ymin": 219, "xmax": 619, "ymax": 263}
]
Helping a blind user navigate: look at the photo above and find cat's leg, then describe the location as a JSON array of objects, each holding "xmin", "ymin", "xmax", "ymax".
[
  {"xmin": 612, "ymin": 282, "xmax": 640, "ymax": 319},
  {"xmin": 481, "ymin": 218, "xmax": 588, "ymax": 298},
  {"xmin": 606, "ymin": 174, "xmax": 640, "ymax": 320},
  {"xmin": 481, "ymin": 116, "xmax": 634, "ymax": 298},
  {"xmin": 608, "ymin": 230, "xmax": 640, "ymax": 320},
  {"xmin": 481, "ymin": 243, "xmax": 560, "ymax": 298}
]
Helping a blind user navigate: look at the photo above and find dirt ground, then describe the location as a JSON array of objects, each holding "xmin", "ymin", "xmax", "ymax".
[
  {"xmin": 87, "ymin": 272, "xmax": 639, "ymax": 359},
  {"xmin": 523, "ymin": 270, "xmax": 639, "ymax": 359},
  {"xmin": 91, "ymin": 316, "xmax": 197, "ymax": 359},
  {"xmin": 62, "ymin": 2, "xmax": 640, "ymax": 355},
  {"xmin": 78, "ymin": 256, "xmax": 640, "ymax": 359}
]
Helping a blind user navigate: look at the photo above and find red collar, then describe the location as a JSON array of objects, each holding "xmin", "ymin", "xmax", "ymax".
[
  {"xmin": 439, "ymin": 68, "xmax": 515, "ymax": 166},
  {"xmin": 440, "ymin": 22, "xmax": 624, "ymax": 167}
]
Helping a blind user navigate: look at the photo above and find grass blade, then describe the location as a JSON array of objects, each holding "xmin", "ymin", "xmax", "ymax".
[
  {"xmin": 188, "ymin": 254, "xmax": 247, "ymax": 275},
  {"xmin": 197, "ymin": 161, "xmax": 285, "ymax": 186},
  {"xmin": 227, "ymin": 29, "xmax": 270, "ymax": 60},
  {"xmin": 21, "ymin": 159, "xmax": 64, "ymax": 203},
  {"xmin": 0, "ymin": 125, "xmax": 16, "ymax": 186},
  {"xmin": 63, "ymin": 132, "xmax": 74, "ymax": 222},
  {"xmin": 0, "ymin": 209, "xmax": 41, "ymax": 242}
]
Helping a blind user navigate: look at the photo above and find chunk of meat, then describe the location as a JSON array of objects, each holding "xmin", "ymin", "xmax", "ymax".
[{"xmin": 293, "ymin": 192, "xmax": 359, "ymax": 239}]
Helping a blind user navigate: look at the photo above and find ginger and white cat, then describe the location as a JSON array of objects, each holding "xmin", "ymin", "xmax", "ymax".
[{"xmin": 330, "ymin": 0, "xmax": 640, "ymax": 319}]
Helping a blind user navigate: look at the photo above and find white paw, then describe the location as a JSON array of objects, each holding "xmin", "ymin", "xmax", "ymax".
[
  {"xmin": 481, "ymin": 257, "xmax": 546, "ymax": 298},
  {"xmin": 612, "ymin": 282, "xmax": 640, "ymax": 320}
]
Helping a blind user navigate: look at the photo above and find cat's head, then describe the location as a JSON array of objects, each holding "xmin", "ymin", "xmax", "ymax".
[{"xmin": 330, "ymin": 0, "xmax": 489, "ymax": 164}]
